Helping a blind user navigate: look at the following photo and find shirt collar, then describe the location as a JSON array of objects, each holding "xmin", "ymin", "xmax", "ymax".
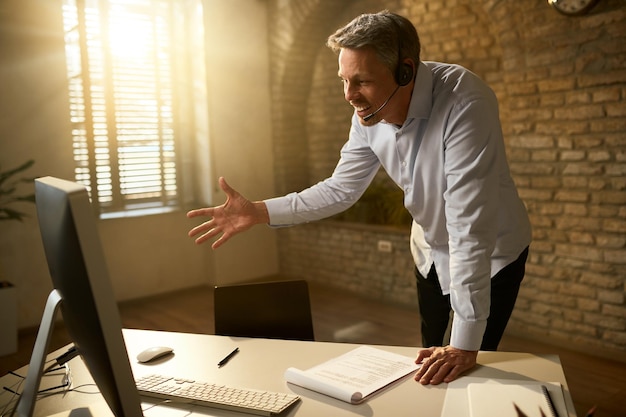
[{"xmin": 405, "ymin": 61, "xmax": 433, "ymax": 122}]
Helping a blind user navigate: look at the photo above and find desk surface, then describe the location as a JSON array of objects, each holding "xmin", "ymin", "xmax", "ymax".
[{"xmin": 0, "ymin": 329, "xmax": 577, "ymax": 417}]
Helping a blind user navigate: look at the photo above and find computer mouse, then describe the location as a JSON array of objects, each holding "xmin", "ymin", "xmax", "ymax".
[{"xmin": 137, "ymin": 346, "xmax": 174, "ymax": 363}]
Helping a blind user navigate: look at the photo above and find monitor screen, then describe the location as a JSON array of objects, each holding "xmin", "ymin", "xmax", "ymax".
[{"xmin": 17, "ymin": 177, "xmax": 143, "ymax": 416}]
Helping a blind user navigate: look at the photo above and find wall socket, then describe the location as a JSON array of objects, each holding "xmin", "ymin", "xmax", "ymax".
[{"xmin": 377, "ymin": 240, "xmax": 392, "ymax": 253}]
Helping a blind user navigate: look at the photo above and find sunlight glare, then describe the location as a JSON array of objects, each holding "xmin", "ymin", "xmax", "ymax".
[{"xmin": 108, "ymin": 10, "xmax": 152, "ymax": 60}]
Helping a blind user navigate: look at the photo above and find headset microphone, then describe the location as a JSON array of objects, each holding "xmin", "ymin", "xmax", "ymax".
[{"xmin": 362, "ymin": 84, "xmax": 401, "ymax": 122}]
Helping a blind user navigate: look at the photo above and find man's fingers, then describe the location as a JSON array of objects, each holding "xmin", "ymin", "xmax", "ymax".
[
  {"xmin": 413, "ymin": 348, "xmax": 434, "ymax": 381},
  {"xmin": 211, "ymin": 233, "xmax": 231, "ymax": 250},
  {"xmin": 415, "ymin": 347, "xmax": 434, "ymax": 364},
  {"xmin": 443, "ymin": 364, "xmax": 464, "ymax": 383},
  {"xmin": 193, "ymin": 227, "xmax": 221, "ymax": 245},
  {"xmin": 188, "ymin": 219, "xmax": 213, "ymax": 237},
  {"xmin": 187, "ymin": 178, "xmax": 254, "ymax": 249},
  {"xmin": 413, "ymin": 346, "xmax": 477, "ymax": 385},
  {"xmin": 186, "ymin": 209, "xmax": 202, "ymax": 218},
  {"xmin": 417, "ymin": 357, "xmax": 442, "ymax": 385},
  {"xmin": 427, "ymin": 361, "xmax": 455, "ymax": 385},
  {"xmin": 187, "ymin": 207, "xmax": 214, "ymax": 219},
  {"xmin": 413, "ymin": 359, "xmax": 430, "ymax": 381},
  {"xmin": 218, "ymin": 176, "xmax": 236, "ymax": 197}
]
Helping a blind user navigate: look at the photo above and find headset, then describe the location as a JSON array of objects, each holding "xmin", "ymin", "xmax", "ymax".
[
  {"xmin": 396, "ymin": 62, "xmax": 413, "ymax": 86},
  {"xmin": 362, "ymin": 14, "xmax": 414, "ymax": 122},
  {"xmin": 389, "ymin": 14, "xmax": 414, "ymax": 86}
]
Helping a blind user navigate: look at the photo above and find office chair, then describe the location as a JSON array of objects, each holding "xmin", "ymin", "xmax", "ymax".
[{"xmin": 213, "ymin": 279, "xmax": 315, "ymax": 341}]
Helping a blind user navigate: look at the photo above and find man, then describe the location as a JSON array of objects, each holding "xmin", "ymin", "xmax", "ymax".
[{"xmin": 187, "ymin": 11, "xmax": 531, "ymax": 385}]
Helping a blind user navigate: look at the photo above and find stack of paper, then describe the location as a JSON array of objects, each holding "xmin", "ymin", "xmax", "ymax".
[
  {"xmin": 442, "ymin": 377, "xmax": 575, "ymax": 417},
  {"xmin": 467, "ymin": 382, "xmax": 561, "ymax": 417}
]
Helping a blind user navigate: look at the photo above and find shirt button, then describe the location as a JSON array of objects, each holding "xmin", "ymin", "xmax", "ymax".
[{"xmin": 401, "ymin": 161, "xmax": 407, "ymax": 167}]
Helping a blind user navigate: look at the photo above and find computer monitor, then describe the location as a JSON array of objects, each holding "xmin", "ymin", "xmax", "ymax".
[{"xmin": 16, "ymin": 177, "xmax": 143, "ymax": 416}]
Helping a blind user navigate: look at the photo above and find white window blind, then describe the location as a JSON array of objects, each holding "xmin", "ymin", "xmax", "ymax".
[{"xmin": 62, "ymin": 0, "xmax": 197, "ymax": 215}]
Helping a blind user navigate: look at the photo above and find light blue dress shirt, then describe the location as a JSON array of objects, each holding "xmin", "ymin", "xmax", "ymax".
[{"xmin": 265, "ymin": 61, "xmax": 531, "ymax": 351}]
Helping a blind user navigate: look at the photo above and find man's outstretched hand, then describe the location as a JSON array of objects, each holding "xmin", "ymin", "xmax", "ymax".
[
  {"xmin": 187, "ymin": 177, "xmax": 269, "ymax": 249},
  {"xmin": 414, "ymin": 345, "xmax": 478, "ymax": 385}
]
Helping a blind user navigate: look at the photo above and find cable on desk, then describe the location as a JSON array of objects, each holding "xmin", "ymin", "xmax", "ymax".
[
  {"xmin": 1, "ymin": 369, "xmax": 25, "ymax": 417},
  {"xmin": 66, "ymin": 383, "xmax": 99, "ymax": 394},
  {"xmin": 1, "ymin": 363, "xmax": 73, "ymax": 417},
  {"xmin": 1, "ymin": 347, "xmax": 78, "ymax": 416}
]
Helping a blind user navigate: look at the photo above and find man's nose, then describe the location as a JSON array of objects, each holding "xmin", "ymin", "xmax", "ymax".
[{"xmin": 344, "ymin": 82, "xmax": 359, "ymax": 102}]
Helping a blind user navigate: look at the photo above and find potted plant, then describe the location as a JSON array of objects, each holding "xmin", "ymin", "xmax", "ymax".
[{"xmin": 0, "ymin": 159, "xmax": 35, "ymax": 356}]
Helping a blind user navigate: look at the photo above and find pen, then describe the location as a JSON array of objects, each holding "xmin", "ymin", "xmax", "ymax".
[
  {"xmin": 585, "ymin": 405, "xmax": 597, "ymax": 417},
  {"xmin": 217, "ymin": 347, "xmax": 239, "ymax": 367}
]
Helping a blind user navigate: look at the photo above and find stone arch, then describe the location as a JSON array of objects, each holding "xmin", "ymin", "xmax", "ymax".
[
  {"xmin": 268, "ymin": 0, "xmax": 356, "ymax": 195},
  {"xmin": 268, "ymin": 0, "xmax": 530, "ymax": 193}
]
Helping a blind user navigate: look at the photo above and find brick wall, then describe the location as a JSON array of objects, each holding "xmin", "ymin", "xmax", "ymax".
[
  {"xmin": 278, "ymin": 222, "xmax": 416, "ymax": 306},
  {"xmin": 267, "ymin": 0, "xmax": 626, "ymax": 359}
]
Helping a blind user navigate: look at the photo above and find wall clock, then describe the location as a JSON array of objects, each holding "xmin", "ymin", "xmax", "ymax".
[{"xmin": 548, "ymin": 0, "xmax": 600, "ymax": 16}]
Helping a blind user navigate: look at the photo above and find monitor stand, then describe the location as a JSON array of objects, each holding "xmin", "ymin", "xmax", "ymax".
[{"xmin": 15, "ymin": 289, "xmax": 62, "ymax": 417}]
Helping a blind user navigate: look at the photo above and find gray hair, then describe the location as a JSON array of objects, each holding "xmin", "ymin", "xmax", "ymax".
[{"xmin": 326, "ymin": 10, "xmax": 421, "ymax": 75}]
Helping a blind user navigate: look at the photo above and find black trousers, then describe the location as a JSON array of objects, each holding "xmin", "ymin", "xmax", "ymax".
[{"xmin": 414, "ymin": 247, "xmax": 529, "ymax": 351}]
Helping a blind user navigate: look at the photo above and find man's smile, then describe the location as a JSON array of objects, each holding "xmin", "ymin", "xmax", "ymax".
[{"xmin": 350, "ymin": 101, "xmax": 372, "ymax": 115}]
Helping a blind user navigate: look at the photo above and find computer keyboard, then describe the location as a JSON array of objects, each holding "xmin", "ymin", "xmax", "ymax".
[{"xmin": 135, "ymin": 374, "xmax": 300, "ymax": 416}]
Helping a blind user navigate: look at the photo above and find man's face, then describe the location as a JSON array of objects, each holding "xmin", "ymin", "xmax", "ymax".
[{"xmin": 338, "ymin": 48, "xmax": 398, "ymax": 126}]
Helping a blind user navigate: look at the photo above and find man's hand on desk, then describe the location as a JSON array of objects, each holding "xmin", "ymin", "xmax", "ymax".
[{"xmin": 414, "ymin": 346, "xmax": 478, "ymax": 385}]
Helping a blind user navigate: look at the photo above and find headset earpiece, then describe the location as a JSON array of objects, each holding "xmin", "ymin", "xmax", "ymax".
[{"xmin": 396, "ymin": 62, "xmax": 413, "ymax": 86}]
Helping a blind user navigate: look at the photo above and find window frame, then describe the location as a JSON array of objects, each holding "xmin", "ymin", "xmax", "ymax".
[{"xmin": 62, "ymin": 0, "xmax": 204, "ymax": 217}]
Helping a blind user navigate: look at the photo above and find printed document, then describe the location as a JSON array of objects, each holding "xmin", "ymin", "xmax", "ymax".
[{"xmin": 284, "ymin": 345, "xmax": 420, "ymax": 404}]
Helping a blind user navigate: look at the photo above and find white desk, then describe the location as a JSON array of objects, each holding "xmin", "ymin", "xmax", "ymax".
[{"xmin": 0, "ymin": 329, "xmax": 577, "ymax": 416}]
